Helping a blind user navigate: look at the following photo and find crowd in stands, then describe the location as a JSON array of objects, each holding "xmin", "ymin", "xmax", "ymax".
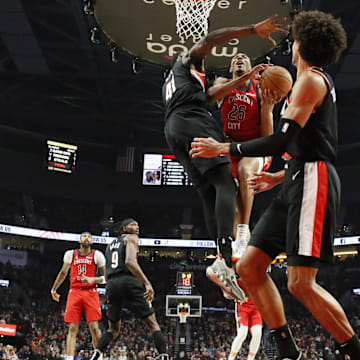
[{"xmin": 0, "ymin": 249, "xmax": 360, "ymax": 359}]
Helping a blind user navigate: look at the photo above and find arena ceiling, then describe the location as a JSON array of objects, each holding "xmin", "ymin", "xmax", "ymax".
[{"xmin": 0, "ymin": 0, "xmax": 359, "ymax": 159}]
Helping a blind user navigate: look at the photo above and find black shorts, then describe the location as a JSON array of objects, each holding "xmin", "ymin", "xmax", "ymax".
[
  {"xmin": 249, "ymin": 159, "xmax": 340, "ymax": 267},
  {"xmin": 164, "ymin": 108, "xmax": 230, "ymax": 186},
  {"xmin": 106, "ymin": 275, "xmax": 154, "ymax": 322}
]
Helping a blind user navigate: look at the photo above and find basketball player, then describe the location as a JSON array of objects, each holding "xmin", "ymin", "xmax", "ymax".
[
  {"xmin": 50, "ymin": 232, "xmax": 106, "ymax": 360},
  {"xmin": 210, "ymin": 53, "xmax": 277, "ymax": 262},
  {"xmin": 190, "ymin": 10, "xmax": 360, "ymax": 360},
  {"xmin": 163, "ymin": 14, "xmax": 288, "ymax": 301},
  {"xmin": 90, "ymin": 219, "xmax": 169, "ymax": 360},
  {"xmin": 228, "ymin": 280, "xmax": 262, "ymax": 360}
]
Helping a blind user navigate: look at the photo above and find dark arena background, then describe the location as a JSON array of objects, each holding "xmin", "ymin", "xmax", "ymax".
[{"xmin": 0, "ymin": 0, "xmax": 360, "ymax": 359}]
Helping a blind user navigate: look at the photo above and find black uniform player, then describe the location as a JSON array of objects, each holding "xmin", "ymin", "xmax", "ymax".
[
  {"xmin": 162, "ymin": 15, "xmax": 288, "ymax": 301},
  {"xmin": 90, "ymin": 219, "xmax": 169, "ymax": 360},
  {"xmin": 190, "ymin": 10, "xmax": 360, "ymax": 360}
]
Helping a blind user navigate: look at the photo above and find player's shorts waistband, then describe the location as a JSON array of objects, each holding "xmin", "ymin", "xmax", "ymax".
[
  {"xmin": 70, "ymin": 286, "xmax": 96, "ymax": 290},
  {"xmin": 107, "ymin": 272, "xmax": 131, "ymax": 280}
]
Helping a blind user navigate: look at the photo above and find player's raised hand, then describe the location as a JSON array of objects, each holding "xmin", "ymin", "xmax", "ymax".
[
  {"xmin": 51, "ymin": 289, "xmax": 60, "ymax": 302},
  {"xmin": 247, "ymin": 171, "xmax": 278, "ymax": 194},
  {"xmin": 259, "ymin": 88, "xmax": 278, "ymax": 108},
  {"xmin": 254, "ymin": 14, "xmax": 289, "ymax": 46},
  {"xmin": 249, "ymin": 64, "xmax": 272, "ymax": 80},
  {"xmin": 144, "ymin": 282, "xmax": 155, "ymax": 302}
]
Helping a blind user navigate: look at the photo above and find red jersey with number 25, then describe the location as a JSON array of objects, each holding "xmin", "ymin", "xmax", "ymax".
[
  {"xmin": 220, "ymin": 79, "xmax": 261, "ymax": 142},
  {"xmin": 70, "ymin": 249, "xmax": 97, "ymax": 289}
]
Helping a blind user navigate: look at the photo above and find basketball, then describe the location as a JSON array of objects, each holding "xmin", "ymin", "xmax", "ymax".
[{"xmin": 259, "ymin": 66, "xmax": 293, "ymax": 100}]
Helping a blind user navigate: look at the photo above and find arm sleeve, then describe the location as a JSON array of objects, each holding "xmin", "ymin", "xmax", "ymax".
[
  {"xmin": 94, "ymin": 250, "xmax": 106, "ymax": 268},
  {"xmin": 63, "ymin": 250, "xmax": 74, "ymax": 264},
  {"xmin": 229, "ymin": 118, "xmax": 302, "ymax": 157}
]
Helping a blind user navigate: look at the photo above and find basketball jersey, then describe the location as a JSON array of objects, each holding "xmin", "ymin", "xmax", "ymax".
[
  {"xmin": 70, "ymin": 249, "xmax": 97, "ymax": 289},
  {"xmin": 162, "ymin": 60, "xmax": 212, "ymax": 120},
  {"xmin": 105, "ymin": 234, "xmax": 132, "ymax": 278},
  {"xmin": 282, "ymin": 67, "xmax": 338, "ymax": 163},
  {"xmin": 220, "ymin": 79, "xmax": 261, "ymax": 142}
]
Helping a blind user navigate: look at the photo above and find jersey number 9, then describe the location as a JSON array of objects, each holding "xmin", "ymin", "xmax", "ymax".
[{"xmin": 111, "ymin": 251, "xmax": 118, "ymax": 269}]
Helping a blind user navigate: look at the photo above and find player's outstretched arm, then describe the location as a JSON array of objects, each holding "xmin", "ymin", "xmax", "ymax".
[
  {"xmin": 184, "ymin": 15, "xmax": 288, "ymax": 66},
  {"xmin": 50, "ymin": 262, "xmax": 70, "ymax": 302},
  {"xmin": 190, "ymin": 114, "xmax": 303, "ymax": 158},
  {"xmin": 125, "ymin": 235, "xmax": 155, "ymax": 302},
  {"xmin": 208, "ymin": 64, "xmax": 270, "ymax": 102}
]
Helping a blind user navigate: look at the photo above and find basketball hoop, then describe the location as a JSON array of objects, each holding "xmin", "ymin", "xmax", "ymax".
[
  {"xmin": 174, "ymin": 0, "xmax": 217, "ymax": 41},
  {"xmin": 179, "ymin": 310, "xmax": 189, "ymax": 323},
  {"xmin": 177, "ymin": 302, "xmax": 190, "ymax": 323}
]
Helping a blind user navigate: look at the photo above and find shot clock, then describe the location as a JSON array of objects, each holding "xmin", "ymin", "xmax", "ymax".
[{"xmin": 176, "ymin": 271, "xmax": 193, "ymax": 295}]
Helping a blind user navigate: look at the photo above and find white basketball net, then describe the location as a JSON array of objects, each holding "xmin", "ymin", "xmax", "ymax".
[{"xmin": 175, "ymin": 0, "xmax": 217, "ymax": 41}]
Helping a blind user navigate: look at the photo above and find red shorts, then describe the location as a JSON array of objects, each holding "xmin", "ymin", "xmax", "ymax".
[
  {"xmin": 230, "ymin": 156, "xmax": 272, "ymax": 179},
  {"xmin": 235, "ymin": 301, "xmax": 262, "ymax": 329},
  {"xmin": 64, "ymin": 287, "xmax": 101, "ymax": 325}
]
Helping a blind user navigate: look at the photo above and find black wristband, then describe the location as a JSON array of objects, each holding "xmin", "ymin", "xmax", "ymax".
[{"xmin": 230, "ymin": 142, "xmax": 242, "ymax": 156}]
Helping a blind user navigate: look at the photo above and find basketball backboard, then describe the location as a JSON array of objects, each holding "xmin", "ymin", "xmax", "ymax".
[
  {"xmin": 93, "ymin": 0, "xmax": 302, "ymax": 70},
  {"xmin": 166, "ymin": 294, "xmax": 202, "ymax": 317}
]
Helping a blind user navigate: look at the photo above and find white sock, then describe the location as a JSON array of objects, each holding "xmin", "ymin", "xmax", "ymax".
[
  {"xmin": 66, "ymin": 356, "xmax": 74, "ymax": 360},
  {"xmin": 247, "ymin": 325, "xmax": 262, "ymax": 360},
  {"xmin": 236, "ymin": 224, "xmax": 249, "ymax": 243},
  {"xmin": 228, "ymin": 325, "xmax": 248, "ymax": 360},
  {"xmin": 233, "ymin": 224, "xmax": 250, "ymax": 259}
]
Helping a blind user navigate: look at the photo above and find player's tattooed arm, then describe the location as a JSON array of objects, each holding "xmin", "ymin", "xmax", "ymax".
[{"xmin": 51, "ymin": 262, "xmax": 71, "ymax": 302}]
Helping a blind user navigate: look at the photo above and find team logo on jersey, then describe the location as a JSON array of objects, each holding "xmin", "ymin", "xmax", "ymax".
[
  {"xmin": 281, "ymin": 122, "xmax": 289, "ymax": 133},
  {"xmin": 227, "ymin": 93, "xmax": 253, "ymax": 106}
]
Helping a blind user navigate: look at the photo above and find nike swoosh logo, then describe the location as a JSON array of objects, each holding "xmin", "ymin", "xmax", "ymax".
[{"xmin": 292, "ymin": 170, "xmax": 301, "ymax": 181}]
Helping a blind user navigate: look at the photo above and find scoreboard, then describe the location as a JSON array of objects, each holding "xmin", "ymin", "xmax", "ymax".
[
  {"xmin": 176, "ymin": 272, "xmax": 193, "ymax": 295},
  {"xmin": 142, "ymin": 153, "xmax": 191, "ymax": 186},
  {"xmin": 47, "ymin": 140, "xmax": 78, "ymax": 174}
]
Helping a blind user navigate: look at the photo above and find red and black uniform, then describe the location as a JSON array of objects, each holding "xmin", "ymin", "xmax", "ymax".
[
  {"xmin": 220, "ymin": 79, "xmax": 271, "ymax": 177},
  {"xmin": 249, "ymin": 68, "xmax": 340, "ymax": 267},
  {"xmin": 220, "ymin": 79, "xmax": 261, "ymax": 143},
  {"xmin": 64, "ymin": 249, "xmax": 101, "ymax": 324}
]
